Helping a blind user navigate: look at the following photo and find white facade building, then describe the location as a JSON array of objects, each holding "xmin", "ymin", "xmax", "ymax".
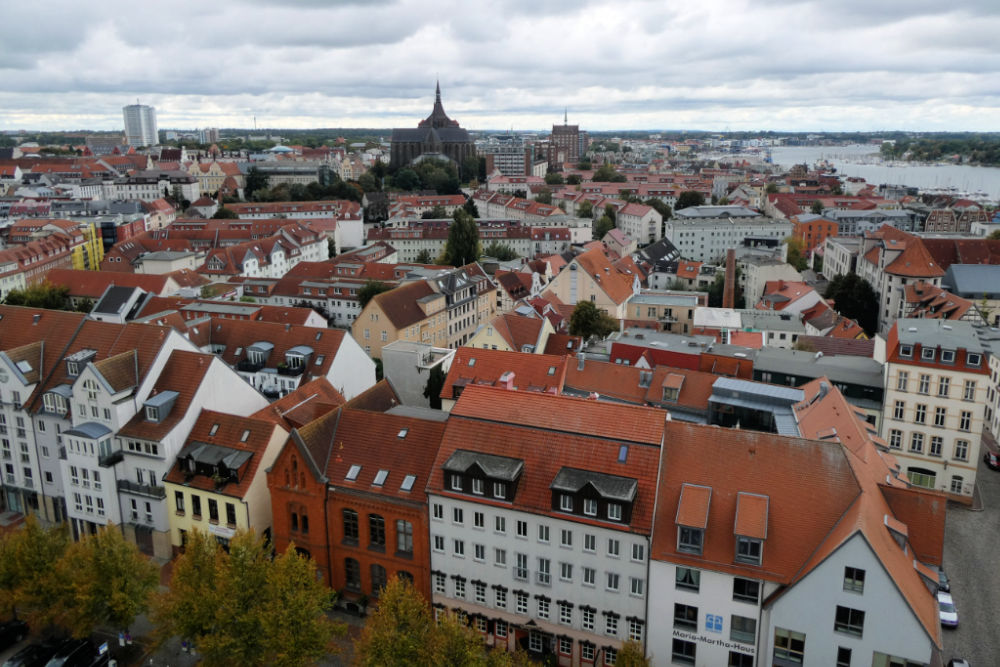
[{"xmin": 123, "ymin": 103, "xmax": 158, "ymax": 147}]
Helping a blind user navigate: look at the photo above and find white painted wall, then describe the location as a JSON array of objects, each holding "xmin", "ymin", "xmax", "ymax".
[{"xmin": 328, "ymin": 330, "xmax": 377, "ymax": 400}]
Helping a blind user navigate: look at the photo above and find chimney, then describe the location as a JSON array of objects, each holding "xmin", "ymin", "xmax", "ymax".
[
  {"xmin": 498, "ymin": 371, "xmax": 515, "ymax": 390},
  {"xmin": 577, "ymin": 352, "xmax": 586, "ymax": 371}
]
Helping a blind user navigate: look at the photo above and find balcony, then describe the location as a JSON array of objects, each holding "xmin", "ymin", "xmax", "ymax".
[
  {"xmin": 276, "ymin": 364, "xmax": 304, "ymax": 377},
  {"xmin": 117, "ymin": 479, "xmax": 166, "ymax": 500},
  {"xmin": 98, "ymin": 450, "xmax": 124, "ymax": 468},
  {"xmin": 236, "ymin": 359, "xmax": 265, "ymax": 373}
]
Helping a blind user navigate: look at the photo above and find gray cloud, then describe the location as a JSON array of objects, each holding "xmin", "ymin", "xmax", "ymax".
[{"xmin": 1, "ymin": 0, "xmax": 998, "ymax": 131}]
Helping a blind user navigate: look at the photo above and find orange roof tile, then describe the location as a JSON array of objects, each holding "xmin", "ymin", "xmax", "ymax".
[
  {"xmin": 442, "ymin": 348, "xmax": 568, "ymax": 401},
  {"xmin": 676, "ymin": 484, "xmax": 712, "ymax": 528},
  {"xmin": 117, "ymin": 350, "xmax": 215, "ymax": 441},
  {"xmin": 734, "ymin": 492, "xmax": 768, "ymax": 539},
  {"xmin": 250, "ymin": 377, "xmax": 345, "ymax": 430}
]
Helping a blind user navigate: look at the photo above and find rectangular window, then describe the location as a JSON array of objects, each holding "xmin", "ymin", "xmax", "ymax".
[
  {"xmin": 914, "ymin": 404, "xmax": 926, "ymax": 424},
  {"xmin": 514, "ymin": 553, "xmax": 528, "ymax": 581},
  {"xmin": 516, "ymin": 520, "xmax": 527, "ymax": 538},
  {"xmin": 560, "ymin": 562, "xmax": 573, "ymax": 581},
  {"xmin": 728, "ymin": 652, "xmax": 753, "ymax": 667},
  {"xmin": 605, "ymin": 613, "xmax": 619, "ymax": 636},
  {"xmin": 918, "ymin": 374, "xmax": 930, "ymax": 393},
  {"xmin": 893, "ymin": 400, "xmax": 905, "ymax": 420},
  {"xmin": 896, "ymin": 371, "xmax": 908, "ymax": 391},
  {"xmin": 492, "ymin": 481, "xmax": 506, "ymax": 498},
  {"xmin": 607, "ymin": 538, "xmax": 620, "ymax": 557},
  {"xmin": 582, "ymin": 607, "xmax": 595, "ymax": 631},
  {"xmin": 537, "ymin": 524, "xmax": 549, "ymax": 543},
  {"xmin": 922, "ymin": 347, "xmax": 935, "ymax": 362},
  {"xmin": 941, "ymin": 349, "xmax": 955, "ymax": 364},
  {"xmin": 629, "ymin": 577, "xmax": 645, "ymax": 597},
  {"xmin": 191, "ymin": 495, "xmax": 202, "ymax": 518},
  {"xmin": 733, "ymin": 578, "xmax": 760, "ymax": 603},
  {"xmin": 889, "ymin": 429, "xmax": 902, "ymax": 449},
  {"xmin": 453, "ymin": 539, "xmax": 464, "ymax": 557},
  {"xmin": 560, "ymin": 529, "xmax": 572, "ymax": 547},
  {"xmin": 396, "ymin": 520, "xmax": 413, "ymax": 554},
  {"xmin": 583, "ymin": 498, "xmax": 597, "ymax": 516},
  {"xmin": 730, "ymin": 615, "xmax": 756, "ymax": 644},
  {"xmin": 584, "ymin": 534, "xmax": 596, "ymax": 552},
  {"xmin": 774, "ymin": 628, "xmax": 805, "ymax": 663},
  {"xmin": 433, "ymin": 535, "xmax": 444, "ymax": 552},
  {"xmin": 938, "ymin": 377, "xmax": 951, "ymax": 397},
  {"xmin": 450, "ymin": 474, "xmax": 462, "ymax": 491},
  {"xmin": 495, "ymin": 515, "xmax": 506, "ymax": 534},
  {"xmin": 964, "ymin": 380, "xmax": 976, "ymax": 401},
  {"xmin": 631, "ymin": 543, "xmax": 645, "ymax": 562},
  {"xmin": 606, "ymin": 572, "xmax": 620, "ymax": 591},
  {"xmin": 843, "ymin": 566, "xmax": 865, "ymax": 593},
  {"xmin": 454, "ymin": 578, "xmax": 465, "ymax": 598},
  {"xmin": 495, "ymin": 619, "xmax": 508, "ymax": 638},
  {"xmin": 678, "ymin": 527, "xmax": 703, "ymax": 555},
  {"xmin": 474, "ymin": 543, "xmax": 485, "ymax": 561},
  {"xmin": 673, "ymin": 603, "xmax": 698, "ymax": 630},
  {"xmin": 433, "ymin": 503, "xmax": 443, "ymax": 520},
  {"xmin": 834, "ymin": 606, "xmax": 865, "ymax": 637},
  {"xmin": 537, "ymin": 597, "xmax": 549, "ymax": 619},
  {"xmin": 537, "ymin": 558, "xmax": 551, "ymax": 585},
  {"xmin": 225, "ymin": 503, "xmax": 236, "ymax": 526},
  {"xmin": 208, "ymin": 499, "xmax": 219, "ymax": 522},
  {"xmin": 930, "ymin": 436, "xmax": 943, "ymax": 457},
  {"xmin": 607, "ymin": 502, "xmax": 622, "ymax": 521},
  {"xmin": 471, "ymin": 478, "xmax": 484, "ymax": 495},
  {"xmin": 474, "ymin": 581, "xmax": 486, "ymax": 603},
  {"xmin": 735, "ymin": 537, "xmax": 762, "ymax": 565},
  {"xmin": 433, "ymin": 573, "xmax": 445, "ymax": 594},
  {"xmin": 836, "ymin": 647, "xmax": 852, "ymax": 667},
  {"xmin": 473, "ymin": 511, "xmax": 484, "ymax": 529},
  {"xmin": 954, "ymin": 440, "xmax": 969, "ymax": 461},
  {"xmin": 910, "ymin": 432, "xmax": 924, "ymax": 453},
  {"xmin": 583, "ymin": 567, "xmax": 596, "ymax": 586},
  {"xmin": 494, "ymin": 548, "xmax": 506, "ymax": 566},
  {"xmin": 559, "ymin": 601, "xmax": 572, "ymax": 625},
  {"xmin": 934, "ymin": 406, "xmax": 946, "ymax": 427},
  {"xmin": 676, "ymin": 566, "xmax": 700, "ymax": 591},
  {"xmin": 452, "ymin": 507, "xmax": 463, "ymax": 524},
  {"xmin": 628, "ymin": 619, "xmax": 644, "ymax": 642},
  {"xmin": 495, "ymin": 588, "xmax": 507, "ymax": 608},
  {"xmin": 369, "ymin": 515, "xmax": 386, "ymax": 549},
  {"xmin": 960, "ymin": 410, "xmax": 972, "ymax": 432},
  {"xmin": 559, "ymin": 494, "xmax": 573, "ymax": 511},
  {"xmin": 515, "ymin": 591, "xmax": 528, "ymax": 614},
  {"xmin": 672, "ymin": 639, "xmax": 696, "ymax": 665}
]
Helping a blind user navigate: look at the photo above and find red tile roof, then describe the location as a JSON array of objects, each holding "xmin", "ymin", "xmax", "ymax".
[
  {"xmin": 441, "ymin": 348, "xmax": 568, "ymax": 400},
  {"xmin": 250, "ymin": 377, "xmax": 345, "ymax": 430},
  {"xmin": 44, "ymin": 269, "xmax": 171, "ymax": 298},
  {"xmin": 117, "ymin": 350, "xmax": 215, "ymax": 441}
]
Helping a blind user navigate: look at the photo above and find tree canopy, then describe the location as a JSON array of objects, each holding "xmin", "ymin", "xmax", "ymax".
[
  {"xmin": 483, "ymin": 242, "xmax": 518, "ymax": 261},
  {"xmin": 421, "ymin": 205, "xmax": 449, "ymax": 219},
  {"xmin": 592, "ymin": 163, "xmax": 627, "ymax": 182},
  {"xmin": 2, "ymin": 282, "xmax": 71, "ymax": 310},
  {"xmin": 644, "ymin": 198, "xmax": 672, "ymax": 220},
  {"xmin": 423, "ymin": 365, "xmax": 446, "ymax": 410},
  {"xmin": 824, "ymin": 272, "xmax": 879, "ymax": 336},
  {"xmin": 153, "ymin": 530, "xmax": 341, "ymax": 667},
  {"xmin": 358, "ymin": 280, "xmax": 393, "ymax": 309},
  {"xmin": 244, "ymin": 167, "xmax": 270, "ymax": 200},
  {"xmin": 569, "ymin": 301, "xmax": 618, "ymax": 340},
  {"xmin": 594, "ymin": 215, "xmax": 615, "ymax": 240},
  {"xmin": 783, "ymin": 236, "xmax": 808, "ymax": 271},
  {"xmin": 442, "ymin": 208, "xmax": 480, "ymax": 266},
  {"xmin": 212, "ymin": 206, "xmax": 239, "ymax": 219},
  {"xmin": 544, "ymin": 172, "xmax": 564, "ymax": 185},
  {"xmin": 674, "ymin": 190, "xmax": 706, "ymax": 210},
  {"xmin": 577, "ymin": 201, "xmax": 594, "ymax": 219}
]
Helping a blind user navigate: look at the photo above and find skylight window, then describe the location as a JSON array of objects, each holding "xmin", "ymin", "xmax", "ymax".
[
  {"xmin": 346, "ymin": 464, "xmax": 361, "ymax": 481},
  {"xmin": 209, "ymin": 424, "xmax": 219, "ymax": 436},
  {"xmin": 373, "ymin": 469, "xmax": 389, "ymax": 487},
  {"xmin": 401, "ymin": 474, "xmax": 416, "ymax": 492},
  {"xmin": 468, "ymin": 358, "xmax": 476, "ymax": 367},
  {"xmin": 240, "ymin": 430, "xmax": 250, "ymax": 442},
  {"xmin": 618, "ymin": 445, "xmax": 629, "ymax": 463},
  {"xmin": 398, "ymin": 428, "xmax": 408, "ymax": 439}
]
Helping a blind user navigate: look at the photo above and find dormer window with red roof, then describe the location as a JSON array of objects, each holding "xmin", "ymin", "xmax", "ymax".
[
  {"xmin": 734, "ymin": 492, "xmax": 768, "ymax": 566},
  {"xmin": 676, "ymin": 483, "xmax": 711, "ymax": 556}
]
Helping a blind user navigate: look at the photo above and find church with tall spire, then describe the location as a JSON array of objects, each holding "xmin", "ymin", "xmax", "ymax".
[{"xmin": 390, "ymin": 82, "xmax": 476, "ymax": 172}]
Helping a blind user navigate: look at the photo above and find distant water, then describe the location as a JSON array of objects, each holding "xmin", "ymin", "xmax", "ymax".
[{"xmin": 769, "ymin": 144, "xmax": 1000, "ymax": 202}]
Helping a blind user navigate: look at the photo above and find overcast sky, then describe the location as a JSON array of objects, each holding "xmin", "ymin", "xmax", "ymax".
[{"xmin": 2, "ymin": 0, "xmax": 999, "ymax": 133}]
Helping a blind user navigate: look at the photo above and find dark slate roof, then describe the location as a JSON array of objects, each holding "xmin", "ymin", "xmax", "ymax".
[
  {"xmin": 178, "ymin": 441, "xmax": 253, "ymax": 469},
  {"xmin": 442, "ymin": 449, "xmax": 524, "ymax": 481},
  {"xmin": 65, "ymin": 422, "xmax": 113, "ymax": 439},
  {"xmin": 550, "ymin": 467, "xmax": 638, "ymax": 502},
  {"xmin": 93, "ymin": 285, "xmax": 139, "ymax": 315}
]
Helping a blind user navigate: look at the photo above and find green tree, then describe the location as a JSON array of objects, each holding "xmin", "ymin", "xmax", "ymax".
[
  {"xmin": 421, "ymin": 205, "xmax": 448, "ymax": 219},
  {"xmin": 460, "ymin": 155, "xmax": 481, "ymax": 184},
  {"xmin": 423, "ymin": 365, "xmax": 447, "ymax": 410},
  {"xmin": 0, "ymin": 515, "xmax": 71, "ymax": 625},
  {"xmin": 675, "ymin": 190, "xmax": 706, "ymax": 210},
  {"xmin": 2, "ymin": 282, "xmax": 71, "ymax": 310},
  {"xmin": 415, "ymin": 249, "xmax": 435, "ymax": 264},
  {"xmin": 810, "ymin": 200, "xmax": 824, "ymax": 215},
  {"xmin": 393, "ymin": 168, "xmax": 421, "ymax": 191},
  {"xmin": 569, "ymin": 301, "xmax": 618, "ymax": 340},
  {"xmin": 463, "ymin": 198, "xmax": 479, "ymax": 218},
  {"xmin": 358, "ymin": 280, "xmax": 392, "ymax": 309},
  {"xmin": 783, "ymin": 236, "xmax": 808, "ymax": 271},
  {"xmin": 824, "ymin": 273, "xmax": 879, "ymax": 336},
  {"xmin": 707, "ymin": 273, "xmax": 725, "ymax": 308},
  {"xmin": 535, "ymin": 188, "xmax": 553, "ymax": 205},
  {"xmin": 483, "ymin": 242, "xmax": 518, "ymax": 261},
  {"xmin": 56, "ymin": 524, "xmax": 158, "ymax": 638},
  {"xmin": 544, "ymin": 172, "xmax": 564, "ymax": 185},
  {"xmin": 328, "ymin": 238, "xmax": 337, "ymax": 259},
  {"xmin": 442, "ymin": 209, "xmax": 480, "ymax": 266},
  {"xmin": 577, "ymin": 160, "xmax": 592, "ymax": 170},
  {"xmin": 765, "ymin": 182, "xmax": 779, "ymax": 194},
  {"xmin": 578, "ymin": 201, "xmax": 594, "ymax": 219},
  {"xmin": 357, "ymin": 172, "xmax": 379, "ymax": 193},
  {"xmin": 353, "ymin": 576, "xmax": 437, "ymax": 667},
  {"xmin": 988, "ymin": 229, "xmax": 1000, "ymax": 240},
  {"xmin": 212, "ymin": 207, "xmax": 239, "ymax": 219},
  {"xmin": 592, "ymin": 163, "xmax": 627, "ymax": 182},
  {"xmin": 617, "ymin": 640, "xmax": 651, "ymax": 667},
  {"xmin": 594, "ymin": 215, "xmax": 615, "ymax": 240},
  {"xmin": 566, "ymin": 174, "xmax": 582, "ymax": 185},
  {"xmin": 244, "ymin": 167, "xmax": 269, "ymax": 200},
  {"xmin": 151, "ymin": 531, "xmax": 221, "ymax": 650},
  {"xmin": 604, "ymin": 204, "xmax": 617, "ymax": 223},
  {"xmin": 644, "ymin": 198, "xmax": 672, "ymax": 220}
]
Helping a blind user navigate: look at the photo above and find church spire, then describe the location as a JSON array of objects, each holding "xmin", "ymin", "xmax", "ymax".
[
  {"xmin": 436, "ymin": 79, "xmax": 441, "ymax": 103},
  {"xmin": 564, "ymin": 107, "xmax": 568, "ymax": 124}
]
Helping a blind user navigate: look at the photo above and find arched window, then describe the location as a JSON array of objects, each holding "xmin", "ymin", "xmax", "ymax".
[
  {"xmin": 342, "ymin": 509, "xmax": 359, "ymax": 543},
  {"xmin": 371, "ymin": 564, "xmax": 387, "ymax": 594},
  {"xmin": 290, "ymin": 511, "xmax": 298, "ymax": 532},
  {"xmin": 344, "ymin": 558, "xmax": 361, "ymax": 592},
  {"xmin": 368, "ymin": 514, "xmax": 386, "ymax": 550},
  {"xmin": 397, "ymin": 570, "xmax": 414, "ymax": 585}
]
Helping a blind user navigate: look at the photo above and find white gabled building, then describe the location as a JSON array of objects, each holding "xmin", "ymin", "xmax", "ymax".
[
  {"xmin": 648, "ymin": 381, "xmax": 945, "ymax": 667},
  {"xmin": 427, "ymin": 387, "xmax": 665, "ymax": 666}
]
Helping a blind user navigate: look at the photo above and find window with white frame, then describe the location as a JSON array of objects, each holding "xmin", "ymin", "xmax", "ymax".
[
  {"xmin": 606, "ymin": 572, "xmax": 620, "ymax": 591},
  {"xmin": 583, "ymin": 498, "xmax": 597, "ymax": 516},
  {"xmin": 954, "ymin": 440, "xmax": 969, "ymax": 461},
  {"xmin": 607, "ymin": 538, "xmax": 620, "ymax": 557},
  {"xmin": 630, "ymin": 577, "xmax": 644, "ymax": 597},
  {"xmin": 495, "ymin": 548, "xmax": 506, "ymax": 566},
  {"xmin": 473, "ymin": 511, "xmax": 484, "ymax": 529},
  {"xmin": 559, "ymin": 601, "xmax": 572, "ymax": 625},
  {"xmin": 514, "ymin": 553, "xmax": 528, "ymax": 580},
  {"xmin": 960, "ymin": 410, "xmax": 972, "ymax": 432},
  {"xmin": 495, "ymin": 515, "xmax": 506, "ymax": 534},
  {"xmin": 628, "ymin": 619, "xmax": 644, "ymax": 642},
  {"xmin": 537, "ymin": 558, "xmax": 551, "ymax": 585},
  {"xmin": 537, "ymin": 597, "xmax": 549, "ymax": 619},
  {"xmin": 454, "ymin": 578, "xmax": 465, "ymax": 598},
  {"xmin": 583, "ymin": 567, "xmax": 596, "ymax": 587},
  {"xmin": 560, "ymin": 529, "xmax": 572, "ymax": 547},
  {"xmin": 584, "ymin": 534, "xmax": 596, "ymax": 552},
  {"xmin": 918, "ymin": 374, "xmax": 930, "ymax": 394},
  {"xmin": 607, "ymin": 502, "xmax": 622, "ymax": 521},
  {"xmin": 560, "ymin": 494, "xmax": 573, "ymax": 511},
  {"xmin": 495, "ymin": 620, "xmax": 507, "ymax": 638},
  {"xmin": 433, "ymin": 573, "xmax": 445, "ymax": 594},
  {"xmin": 516, "ymin": 591, "xmax": 528, "ymax": 614},
  {"xmin": 889, "ymin": 429, "xmax": 902, "ymax": 449},
  {"xmin": 560, "ymin": 562, "xmax": 572, "ymax": 582},
  {"xmin": 631, "ymin": 543, "xmax": 645, "ymax": 562},
  {"xmin": 538, "ymin": 524, "xmax": 549, "ymax": 543},
  {"xmin": 474, "ymin": 581, "xmax": 486, "ymax": 603},
  {"xmin": 605, "ymin": 612, "xmax": 619, "ymax": 636},
  {"xmin": 582, "ymin": 607, "xmax": 596, "ymax": 631},
  {"xmin": 495, "ymin": 588, "xmax": 507, "ymax": 608},
  {"xmin": 964, "ymin": 379, "xmax": 976, "ymax": 401}
]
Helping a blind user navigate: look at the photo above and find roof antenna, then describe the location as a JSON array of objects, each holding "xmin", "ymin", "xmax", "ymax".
[{"xmin": 564, "ymin": 108, "xmax": 568, "ymax": 124}]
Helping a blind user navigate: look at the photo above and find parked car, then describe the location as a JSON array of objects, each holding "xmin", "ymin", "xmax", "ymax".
[
  {"xmin": 43, "ymin": 640, "xmax": 97, "ymax": 667},
  {"xmin": 984, "ymin": 450, "xmax": 1000, "ymax": 471},
  {"xmin": 0, "ymin": 619, "xmax": 28, "ymax": 651},
  {"xmin": 938, "ymin": 568, "xmax": 951, "ymax": 593},
  {"xmin": 938, "ymin": 591, "xmax": 959, "ymax": 627},
  {"xmin": 3, "ymin": 640, "xmax": 61, "ymax": 667},
  {"xmin": 946, "ymin": 659, "xmax": 971, "ymax": 667}
]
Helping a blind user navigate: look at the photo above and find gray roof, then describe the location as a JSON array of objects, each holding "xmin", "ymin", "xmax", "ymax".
[
  {"xmin": 178, "ymin": 441, "xmax": 253, "ymax": 469},
  {"xmin": 753, "ymin": 348, "xmax": 883, "ymax": 387},
  {"xmin": 711, "ymin": 376, "xmax": 804, "ymax": 405},
  {"xmin": 443, "ymin": 449, "xmax": 524, "ymax": 481},
  {"xmin": 65, "ymin": 422, "xmax": 113, "ymax": 439},
  {"xmin": 943, "ymin": 264, "xmax": 1000, "ymax": 299},
  {"xmin": 550, "ymin": 467, "xmax": 638, "ymax": 502},
  {"xmin": 385, "ymin": 405, "xmax": 451, "ymax": 422},
  {"xmin": 739, "ymin": 310, "xmax": 806, "ymax": 332},
  {"xmin": 895, "ymin": 318, "xmax": 983, "ymax": 353},
  {"xmin": 141, "ymin": 250, "xmax": 196, "ymax": 261},
  {"xmin": 675, "ymin": 205, "xmax": 760, "ymax": 219},
  {"xmin": 181, "ymin": 303, "xmax": 259, "ymax": 316},
  {"xmin": 145, "ymin": 389, "xmax": 179, "ymax": 408},
  {"xmin": 93, "ymin": 285, "xmax": 139, "ymax": 315}
]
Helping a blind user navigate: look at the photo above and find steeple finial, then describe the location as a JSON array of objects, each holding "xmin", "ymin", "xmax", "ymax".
[
  {"xmin": 564, "ymin": 107, "xmax": 568, "ymax": 124},
  {"xmin": 436, "ymin": 79, "xmax": 441, "ymax": 103}
]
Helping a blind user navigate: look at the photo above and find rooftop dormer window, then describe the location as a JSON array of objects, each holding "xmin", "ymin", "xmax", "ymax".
[
  {"xmin": 676, "ymin": 483, "xmax": 712, "ymax": 556},
  {"xmin": 899, "ymin": 344, "xmax": 913, "ymax": 358},
  {"xmin": 967, "ymin": 352, "xmax": 982, "ymax": 368},
  {"xmin": 940, "ymin": 349, "xmax": 955, "ymax": 364},
  {"xmin": 734, "ymin": 492, "xmax": 768, "ymax": 566},
  {"xmin": 921, "ymin": 347, "xmax": 935, "ymax": 362}
]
